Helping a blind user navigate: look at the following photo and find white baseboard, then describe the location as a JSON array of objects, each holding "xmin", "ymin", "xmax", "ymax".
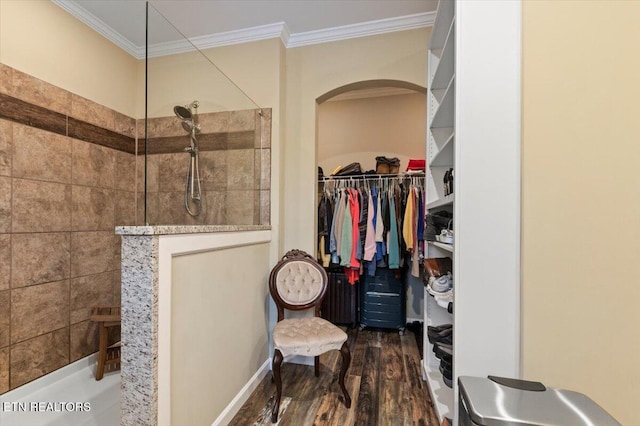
[{"xmin": 211, "ymin": 358, "xmax": 272, "ymax": 426}]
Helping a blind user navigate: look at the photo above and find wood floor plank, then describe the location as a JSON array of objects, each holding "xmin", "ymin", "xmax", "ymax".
[
  {"xmin": 407, "ymin": 382, "xmax": 439, "ymax": 426},
  {"xmin": 400, "ymin": 331, "xmax": 422, "ymax": 360},
  {"xmin": 321, "ymin": 348, "xmax": 340, "ymax": 374},
  {"xmin": 349, "ymin": 329, "xmax": 368, "ymax": 377},
  {"xmin": 227, "ymin": 374, "xmax": 274, "ymax": 426},
  {"xmin": 313, "ymin": 386, "xmax": 340, "ymax": 425},
  {"xmin": 278, "ymin": 395, "xmax": 322, "ymax": 426},
  {"xmin": 366, "ymin": 329, "xmax": 384, "ymax": 348},
  {"xmin": 381, "ymin": 331, "xmax": 405, "ymax": 382},
  {"xmin": 354, "ymin": 346, "xmax": 380, "ymax": 426},
  {"xmin": 326, "ymin": 375, "xmax": 361, "ymax": 426},
  {"xmin": 280, "ymin": 364, "xmax": 327, "ymax": 400},
  {"xmin": 379, "ymin": 379, "xmax": 413, "ymax": 426},
  {"xmin": 404, "ymin": 353, "xmax": 424, "ymax": 391}
]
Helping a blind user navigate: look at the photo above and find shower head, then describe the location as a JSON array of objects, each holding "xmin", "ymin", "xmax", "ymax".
[{"xmin": 174, "ymin": 105, "xmax": 192, "ymax": 120}]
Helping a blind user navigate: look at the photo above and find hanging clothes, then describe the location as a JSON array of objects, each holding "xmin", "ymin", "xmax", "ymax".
[
  {"xmin": 364, "ymin": 186, "xmax": 376, "ymax": 261},
  {"xmin": 388, "ymin": 191, "xmax": 400, "ymax": 269},
  {"xmin": 402, "ymin": 188, "xmax": 415, "ymax": 251},
  {"xmin": 339, "ymin": 193, "xmax": 353, "ymax": 268},
  {"xmin": 346, "ymin": 188, "xmax": 361, "ymax": 284},
  {"xmin": 329, "ymin": 189, "xmax": 343, "ymax": 265},
  {"xmin": 317, "ymin": 194, "xmax": 332, "ymax": 267},
  {"xmin": 318, "ymin": 174, "xmax": 425, "ymax": 278}
]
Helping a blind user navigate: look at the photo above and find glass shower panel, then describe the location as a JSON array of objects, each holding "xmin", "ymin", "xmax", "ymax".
[{"xmin": 144, "ymin": 2, "xmax": 269, "ymax": 226}]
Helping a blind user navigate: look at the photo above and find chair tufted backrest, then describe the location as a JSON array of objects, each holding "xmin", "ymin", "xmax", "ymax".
[
  {"xmin": 275, "ymin": 261, "xmax": 324, "ymax": 305},
  {"xmin": 269, "ymin": 249, "xmax": 328, "ymax": 320}
]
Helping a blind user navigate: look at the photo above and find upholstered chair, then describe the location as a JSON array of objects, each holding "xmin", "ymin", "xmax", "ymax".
[{"xmin": 269, "ymin": 249, "xmax": 351, "ymax": 423}]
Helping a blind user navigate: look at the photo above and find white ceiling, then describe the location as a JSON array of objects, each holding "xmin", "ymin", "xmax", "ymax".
[{"xmin": 53, "ymin": 0, "xmax": 437, "ymax": 58}]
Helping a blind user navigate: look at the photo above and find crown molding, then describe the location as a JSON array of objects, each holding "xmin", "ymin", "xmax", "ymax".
[
  {"xmin": 51, "ymin": 0, "xmax": 142, "ymax": 58},
  {"xmin": 147, "ymin": 12, "xmax": 434, "ymax": 56},
  {"xmin": 52, "ymin": 1, "xmax": 435, "ymax": 58},
  {"xmin": 287, "ymin": 12, "xmax": 435, "ymax": 48},
  {"xmin": 148, "ymin": 22, "xmax": 287, "ymax": 57}
]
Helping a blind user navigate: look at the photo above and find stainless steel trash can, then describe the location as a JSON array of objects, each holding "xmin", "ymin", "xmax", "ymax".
[{"xmin": 458, "ymin": 376, "xmax": 621, "ymax": 426}]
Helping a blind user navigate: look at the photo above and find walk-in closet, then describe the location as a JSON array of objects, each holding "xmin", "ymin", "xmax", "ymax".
[{"xmin": 315, "ymin": 85, "xmax": 427, "ymax": 339}]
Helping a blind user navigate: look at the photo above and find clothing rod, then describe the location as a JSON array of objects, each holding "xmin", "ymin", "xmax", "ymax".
[{"xmin": 319, "ymin": 173, "xmax": 424, "ymax": 182}]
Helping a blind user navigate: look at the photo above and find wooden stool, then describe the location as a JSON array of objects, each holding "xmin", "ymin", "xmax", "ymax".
[{"xmin": 90, "ymin": 306, "xmax": 121, "ymax": 381}]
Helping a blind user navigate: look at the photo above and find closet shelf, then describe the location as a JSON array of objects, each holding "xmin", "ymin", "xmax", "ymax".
[
  {"xmin": 429, "ymin": 0, "xmax": 455, "ymax": 50},
  {"xmin": 429, "ymin": 241, "xmax": 453, "ymax": 253},
  {"xmin": 430, "ymin": 18, "xmax": 455, "ymax": 91},
  {"xmin": 429, "ymin": 133, "xmax": 454, "ymax": 167},
  {"xmin": 423, "ymin": 358, "xmax": 454, "ymax": 423},
  {"xmin": 426, "ymin": 194, "xmax": 454, "ymax": 210},
  {"xmin": 426, "ymin": 292, "xmax": 453, "ymax": 324},
  {"xmin": 430, "ymin": 76, "xmax": 455, "ymax": 129}
]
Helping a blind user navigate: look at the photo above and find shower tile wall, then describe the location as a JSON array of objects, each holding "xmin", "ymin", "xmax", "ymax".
[
  {"xmin": 139, "ymin": 108, "xmax": 271, "ymax": 225},
  {"xmin": 0, "ymin": 64, "xmax": 136, "ymax": 393}
]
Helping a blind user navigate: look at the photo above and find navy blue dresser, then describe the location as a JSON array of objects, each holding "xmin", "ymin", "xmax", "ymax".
[{"xmin": 360, "ymin": 268, "xmax": 406, "ymax": 331}]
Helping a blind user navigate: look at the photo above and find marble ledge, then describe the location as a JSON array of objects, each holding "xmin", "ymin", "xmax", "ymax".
[{"xmin": 115, "ymin": 224, "xmax": 271, "ymax": 236}]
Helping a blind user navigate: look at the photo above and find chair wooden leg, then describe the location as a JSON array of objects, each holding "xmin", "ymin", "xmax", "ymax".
[
  {"xmin": 95, "ymin": 323, "xmax": 108, "ymax": 381},
  {"xmin": 314, "ymin": 355, "xmax": 320, "ymax": 377},
  {"xmin": 271, "ymin": 350, "xmax": 283, "ymax": 423},
  {"xmin": 339, "ymin": 341, "xmax": 351, "ymax": 408}
]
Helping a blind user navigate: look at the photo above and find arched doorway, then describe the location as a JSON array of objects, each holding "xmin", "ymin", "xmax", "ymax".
[
  {"xmin": 317, "ymin": 80, "xmax": 426, "ymax": 177},
  {"xmin": 315, "ymin": 79, "xmax": 427, "ymax": 323}
]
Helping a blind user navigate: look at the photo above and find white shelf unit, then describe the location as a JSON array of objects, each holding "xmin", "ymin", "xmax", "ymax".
[
  {"xmin": 424, "ymin": 2, "xmax": 456, "ymax": 422},
  {"xmin": 426, "ymin": 194, "xmax": 454, "ymax": 210},
  {"xmin": 430, "ymin": 77, "xmax": 454, "ymax": 130},
  {"xmin": 422, "ymin": 291, "xmax": 453, "ymax": 421},
  {"xmin": 423, "ymin": 1, "xmax": 522, "ymax": 424},
  {"xmin": 429, "ymin": 241, "xmax": 453, "ymax": 253},
  {"xmin": 430, "ymin": 133, "xmax": 454, "ymax": 167}
]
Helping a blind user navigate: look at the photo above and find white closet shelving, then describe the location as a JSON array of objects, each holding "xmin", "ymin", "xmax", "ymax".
[
  {"xmin": 423, "ymin": 0, "xmax": 456, "ymax": 421},
  {"xmin": 422, "ymin": 0, "xmax": 523, "ymax": 424}
]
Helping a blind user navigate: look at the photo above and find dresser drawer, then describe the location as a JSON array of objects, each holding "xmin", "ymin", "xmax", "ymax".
[{"xmin": 362, "ymin": 269, "xmax": 403, "ymax": 294}]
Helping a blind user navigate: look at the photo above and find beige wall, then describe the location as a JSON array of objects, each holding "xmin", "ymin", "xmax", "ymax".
[
  {"xmin": 0, "ymin": 0, "xmax": 139, "ymax": 117},
  {"xmin": 522, "ymin": 2, "xmax": 640, "ymax": 424},
  {"xmin": 170, "ymin": 242, "xmax": 271, "ymax": 425},
  {"xmin": 317, "ymin": 92, "xmax": 426, "ymax": 173},
  {"xmin": 284, "ymin": 29, "xmax": 430, "ymax": 253}
]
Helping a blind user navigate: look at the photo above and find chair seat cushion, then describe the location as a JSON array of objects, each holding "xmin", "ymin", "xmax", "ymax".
[{"xmin": 273, "ymin": 317, "xmax": 347, "ymax": 357}]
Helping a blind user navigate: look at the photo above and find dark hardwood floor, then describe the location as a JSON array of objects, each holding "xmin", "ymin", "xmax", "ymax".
[{"xmin": 229, "ymin": 327, "xmax": 439, "ymax": 426}]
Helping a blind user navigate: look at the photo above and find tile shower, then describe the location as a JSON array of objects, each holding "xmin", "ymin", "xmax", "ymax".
[
  {"xmin": 140, "ymin": 108, "xmax": 271, "ymax": 226},
  {"xmin": 0, "ymin": 63, "xmax": 271, "ymax": 395}
]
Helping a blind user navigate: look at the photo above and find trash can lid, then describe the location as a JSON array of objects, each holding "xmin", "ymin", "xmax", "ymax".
[{"xmin": 458, "ymin": 376, "xmax": 621, "ymax": 426}]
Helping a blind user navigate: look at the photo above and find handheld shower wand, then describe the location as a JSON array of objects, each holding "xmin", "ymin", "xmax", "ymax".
[{"xmin": 173, "ymin": 101, "xmax": 202, "ymax": 217}]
